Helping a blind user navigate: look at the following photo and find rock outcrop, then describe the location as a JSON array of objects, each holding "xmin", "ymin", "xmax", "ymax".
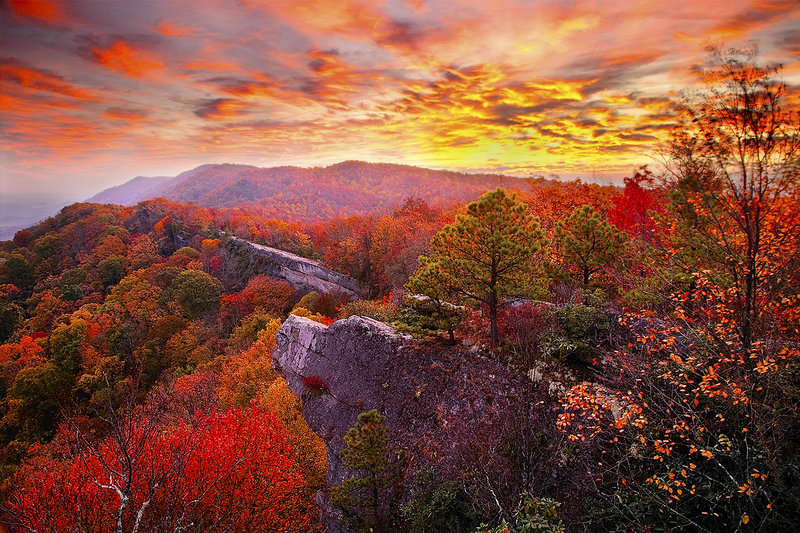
[
  {"xmin": 273, "ymin": 314, "xmax": 558, "ymax": 531},
  {"xmin": 230, "ymin": 237, "xmax": 362, "ymax": 298}
]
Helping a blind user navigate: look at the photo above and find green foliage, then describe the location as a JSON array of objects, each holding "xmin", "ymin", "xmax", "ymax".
[
  {"xmin": 31, "ymin": 235, "xmax": 62, "ymax": 260},
  {"xmin": 541, "ymin": 304, "xmax": 608, "ymax": 364},
  {"xmin": 97, "ymin": 255, "xmax": 125, "ymax": 287},
  {"xmin": 60, "ymin": 285, "xmax": 83, "ymax": 301},
  {"xmin": 331, "ymin": 409, "xmax": 402, "ymax": 532},
  {"xmin": 49, "ymin": 319, "xmax": 87, "ymax": 375},
  {"xmin": 554, "ymin": 205, "xmax": 626, "ymax": 286},
  {"xmin": 474, "ymin": 494, "xmax": 563, "ymax": 533},
  {"xmin": 406, "ymin": 256, "xmax": 465, "ymax": 343},
  {"xmin": 59, "ymin": 267, "xmax": 87, "ymax": 288},
  {"xmin": 0, "ymin": 254, "xmax": 34, "ymax": 290},
  {"xmin": 171, "ymin": 269, "xmax": 224, "ymax": 319},
  {"xmin": 8, "ymin": 364, "xmax": 66, "ymax": 441},
  {"xmin": 0, "ymin": 302, "xmax": 23, "ymax": 342},
  {"xmin": 416, "ymin": 188, "xmax": 548, "ymax": 350},
  {"xmin": 59, "ymin": 268, "xmax": 87, "ymax": 301},
  {"xmin": 230, "ymin": 311, "xmax": 278, "ymax": 349},
  {"xmin": 402, "ymin": 469, "xmax": 477, "ymax": 533}
]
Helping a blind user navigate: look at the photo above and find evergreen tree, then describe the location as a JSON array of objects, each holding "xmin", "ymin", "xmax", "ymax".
[
  {"xmin": 405, "ymin": 256, "xmax": 464, "ymax": 344},
  {"xmin": 554, "ymin": 205, "xmax": 626, "ymax": 287},
  {"xmin": 331, "ymin": 409, "xmax": 401, "ymax": 533},
  {"xmin": 412, "ymin": 188, "xmax": 547, "ymax": 351}
]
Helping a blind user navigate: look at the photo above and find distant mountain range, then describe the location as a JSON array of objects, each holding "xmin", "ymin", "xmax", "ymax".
[{"xmin": 87, "ymin": 161, "xmax": 525, "ymax": 221}]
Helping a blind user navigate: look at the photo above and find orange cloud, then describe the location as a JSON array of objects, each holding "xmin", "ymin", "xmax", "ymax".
[
  {"xmin": 92, "ymin": 41, "xmax": 165, "ymax": 78},
  {"xmin": 155, "ymin": 21, "xmax": 201, "ymax": 38},
  {"xmin": 102, "ymin": 107, "xmax": 151, "ymax": 122},
  {"xmin": 8, "ymin": 0, "xmax": 64, "ymax": 23},
  {"xmin": 194, "ymin": 98, "xmax": 252, "ymax": 121},
  {"xmin": 0, "ymin": 60, "xmax": 98, "ymax": 100},
  {"xmin": 254, "ymin": 0, "xmax": 386, "ymax": 38}
]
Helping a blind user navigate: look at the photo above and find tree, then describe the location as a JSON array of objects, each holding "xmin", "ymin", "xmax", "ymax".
[
  {"xmin": 555, "ymin": 48, "xmax": 800, "ymax": 531},
  {"xmin": 554, "ymin": 205, "xmax": 627, "ymax": 287},
  {"xmin": 171, "ymin": 269, "xmax": 224, "ymax": 320},
  {"xmin": 660, "ymin": 46, "xmax": 800, "ymax": 350},
  {"xmin": 607, "ymin": 167, "xmax": 665, "ymax": 243},
  {"xmin": 415, "ymin": 188, "xmax": 547, "ymax": 351},
  {"xmin": 4, "ymin": 401, "xmax": 311, "ymax": 532},
  {"xmin": 331, "ymin": 409, "xmax": 402, "ymax": 532},
  {"xmin": 405, "ymin": 256, "xmax": 464, "ymax": 344}
]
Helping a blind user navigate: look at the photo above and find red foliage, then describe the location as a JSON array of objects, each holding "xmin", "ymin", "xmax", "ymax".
[
  {"xmin": 209, "ymin": 255, "xmax": 223, "ymax": 276},
  {"xmin": 7, "ymin": 405, "xmax": 313, "ymax": 532},
  {"xmin": 303, "ymin": 375, "xmax": 329, "ymax": 396},
  {"xmin": 12, "ymin": 229, "xmax": 32, "ymax": 248},
  {"xmin": 607, "ymin": 168, "xmax": 665, "ymax": 243}
]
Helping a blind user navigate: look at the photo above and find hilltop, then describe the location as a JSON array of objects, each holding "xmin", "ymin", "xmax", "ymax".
[{"xmin": 87, "ymin": 161, "xmax": 523, "ymax": 221}]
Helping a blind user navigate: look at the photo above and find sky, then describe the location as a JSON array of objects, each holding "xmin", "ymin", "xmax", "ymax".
[{"xmin": 1, "ymin": 0, "xmax": 799, "ymax": 203}]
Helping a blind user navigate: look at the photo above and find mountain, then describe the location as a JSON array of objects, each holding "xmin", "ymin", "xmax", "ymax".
[
  {"xmin": 86, "ymin": 175, "xmax": 184, "ymax": 205},
  {"xmin": 86, "ymin": 161, "xmax": 523, "ymax": 221}
]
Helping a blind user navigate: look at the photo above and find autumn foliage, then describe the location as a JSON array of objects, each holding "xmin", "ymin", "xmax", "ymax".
[{"xmin": 7, "ymin": 405, "xmax": 312, "ymax": 532}]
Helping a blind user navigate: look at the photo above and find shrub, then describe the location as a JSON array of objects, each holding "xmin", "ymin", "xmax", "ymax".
[
  {"xmin": 302, "ymin": 375, "xmax": 329, "ymax": 396},
  {"xmin": 402, "ymin": 469, "xmax": 476, "ymax": 533},
  {"xmin": 293, "ymin": 290, "xmax": 345, "ymax": 318},
  {"xmin": 541, "ymin": 305, "xmax": 608, "ymax": 364}
]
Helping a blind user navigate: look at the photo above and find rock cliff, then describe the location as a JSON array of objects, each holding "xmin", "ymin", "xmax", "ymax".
[
  {"xmin": 230, "ymin": 237, "xmax": 362, "ymax": 298},
  {"xmin": 273, "ymin": 314, "xmax": 559, "ymax": 531}
]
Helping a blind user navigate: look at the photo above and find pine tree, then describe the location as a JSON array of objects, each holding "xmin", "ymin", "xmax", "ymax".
[
  {"xmin": 554, "ymin": 205, "xmax": 626, "ymax": 287},
  {"xmin": 405, "ymin": 255, "xmax": 464, "ymax": 344},
  {"xmin": 412, "ymin": 188, "xmax": 547, "ymax": 351},
  {"xmin": 331, "ymin": 410, "xmax": 401, "ymax": 532}
]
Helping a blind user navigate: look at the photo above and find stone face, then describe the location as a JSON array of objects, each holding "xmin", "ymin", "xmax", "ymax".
[
  {"xmin": 272, "ymin": 314, "xmax": 558, "ymax": 531},
  {"xmin": 274, "ymin": 315, "xmax": 406, "ymax": 488},
  {"xmin": 231, "ymin": 237, "xmax": 362, "ymax": 298}
]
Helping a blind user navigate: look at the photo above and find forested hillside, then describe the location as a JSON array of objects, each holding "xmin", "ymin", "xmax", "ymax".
[{"xmin": 88, "ymin": 161, "xmax": 518, "ymax": 221}]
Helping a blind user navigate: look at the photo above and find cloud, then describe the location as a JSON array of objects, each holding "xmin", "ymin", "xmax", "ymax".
[
  {"xmin": 102, "ymin": 107, "xmax": 150, "ymax": 121},
  {"xmin": 193, "ymin": 98, "xmax": 251, "ymax": 120},
  {"xmin": 7, "ymin": 0, "xmax": 65, "ymax": 23},
  {"xmin": 0, "ymin": 58, "xmax": 98, "ymax": 100},
  {"xmin": 154, "ymin": 21, "xmax": 201, "ymax": 38},
  {"xmin": 2, "ymin": 0, "xmax": 800, "ymax": 197},
  {"xmin": 92, "ymin": 41, "xmax": 165, "ymax": 78}
]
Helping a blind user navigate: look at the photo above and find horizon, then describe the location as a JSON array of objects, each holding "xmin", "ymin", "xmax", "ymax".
[{"xmin": 2, "ymin": 0, "xmax": 799, "ymax": 205}]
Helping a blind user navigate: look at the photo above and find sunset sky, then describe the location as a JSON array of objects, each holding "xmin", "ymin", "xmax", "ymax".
[{"xmin": 1, "ymin": 0, "xmax": 799, "ymax": 202}]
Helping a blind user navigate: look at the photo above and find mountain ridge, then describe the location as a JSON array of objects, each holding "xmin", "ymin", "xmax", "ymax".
[{"xmin": 85, "ymin": 161, "xmax": 530, "ymax": 222}]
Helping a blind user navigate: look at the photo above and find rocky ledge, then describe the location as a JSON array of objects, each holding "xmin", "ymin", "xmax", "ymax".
[{"xmin": 273, "ymin": 314, "xmax": 559, "ymax": 531}]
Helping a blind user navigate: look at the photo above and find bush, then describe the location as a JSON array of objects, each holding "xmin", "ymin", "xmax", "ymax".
[
  {"xmin": 97, "ymin": 256, "xmax": 125, "ymax": 287},
  {"xmin": 302, "ymin": 375, "xmax": 329, "ymax": 396},
  {"xmin": 293, "ymin": 291, "xmax": 345, "ymax": 318},
  {"xmin": 541, "ymin": 305, "xmax": 608, "ymax": 364},
  {"xmin": 402, "ymin": 470, "xmax": 476, "ymax": 533},
  {"xmin": 171, "ymin": 269, "xmax": 224, "ymax": 319},
  {"xmin": 498, "ymin": 304, "xmax": 553, "ymax": 367},
  {"xmin": 474, "ymin": 494, "xmax": 564, "ymax": 533}
]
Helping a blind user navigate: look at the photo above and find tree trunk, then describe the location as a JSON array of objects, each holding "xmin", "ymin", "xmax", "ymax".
[
  {"xmin": 488, "ymin": 291, "xmax": 499, "ymax": 353},
  {"xmin": 742, "ymin": 265, "xmax": 755, "ymax": 350}
]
